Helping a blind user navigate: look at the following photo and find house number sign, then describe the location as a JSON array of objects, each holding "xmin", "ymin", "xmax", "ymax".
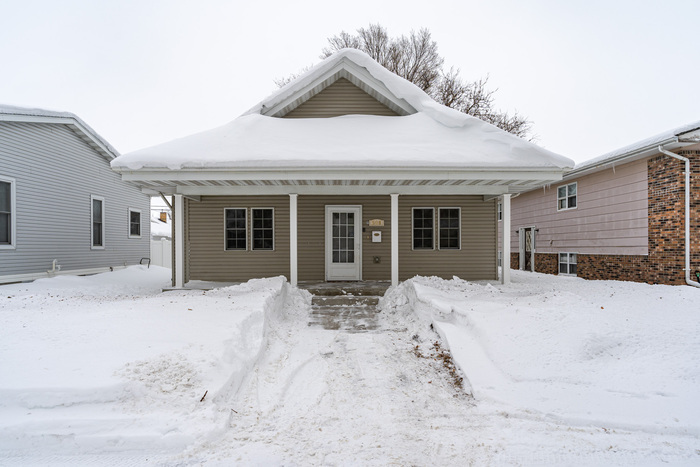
[{"xmin": 368, "ymin": 219, "xmax": 384, "ymax": 227}]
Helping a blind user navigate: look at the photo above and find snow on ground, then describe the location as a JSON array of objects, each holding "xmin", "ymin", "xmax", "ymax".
[{"xmin": 1, "ymin": 267, "xmax": 699, "ymax": 465}]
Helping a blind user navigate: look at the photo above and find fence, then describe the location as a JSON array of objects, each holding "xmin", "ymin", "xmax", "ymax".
[{"xmin": 150, "ymin": 239, "xmax": 172, "ymax": 268}]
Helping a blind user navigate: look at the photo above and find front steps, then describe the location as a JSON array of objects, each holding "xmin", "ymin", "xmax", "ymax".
[{"xmin": 299, "ymin": 282, "xmax": 390, "ymax": 333}]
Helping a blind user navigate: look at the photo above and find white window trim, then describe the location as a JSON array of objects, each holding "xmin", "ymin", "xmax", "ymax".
[
  {"xmin": 0, "ymin": 176, "xmax": 16, "ymax": 250},
  {"xmin": 558, "ymin": 252, "xmax": 578, "ymax": 276},
  {"xmin": 224, "ymin": 207, "xmax": 248, "ymax": 251},
  {"xmin": 128, "ymin": 208, "xmax": 142, "ymax": 239},
  {"xmin": 91, "ymin": 195, "xmax": 105, "ymax": 250},
  {"xmin": 557, "ymin": 182, "xmax": 578, "ymax": 211},
  {"xmin": 411, "ymin": 207, "xmax": 435, "ymax": 251},
  {"xmin": 438, "ymin": 207, "xmax": 461, "ymax": 250},
  {"xmin": 251, "ymin": 207, "xmax": 275, "ymax": 251}
]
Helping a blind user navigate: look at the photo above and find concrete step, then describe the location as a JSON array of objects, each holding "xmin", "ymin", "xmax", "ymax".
[
  {"xmin": 299, "ymin": 281, "xmax": 390, "ymax": 297},
  {"xmin": 311, "ymin": 295, "xmax": 380, "ymax": 307}
]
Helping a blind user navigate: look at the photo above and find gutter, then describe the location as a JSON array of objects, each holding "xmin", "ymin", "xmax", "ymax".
[{"xmin": 658, "ymin": 145, "xmax": 700, "ymax": 288}]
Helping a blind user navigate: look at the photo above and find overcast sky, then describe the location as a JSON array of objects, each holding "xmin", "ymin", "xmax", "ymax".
[{"xmin": 1, "ymin": 0, "xmax": 697, "ymax": 163}]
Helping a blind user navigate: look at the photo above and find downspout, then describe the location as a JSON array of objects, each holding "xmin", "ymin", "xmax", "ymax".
[{"xmin": 658, "ymin": 145, "xmax": 700, "ymax": 288}]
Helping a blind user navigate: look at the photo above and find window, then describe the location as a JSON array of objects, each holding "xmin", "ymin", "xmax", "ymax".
[
  {"xmin": 497, "ymin": 202, "xmax": 502, "ymax": 221},
  {"xmin": 252, "ymin": 208, "xmax": 274, "ymax": 250},
  {"xmin": 0, "ymin": 177, "xmax": 15, "ymax": 248},
  {"xmin": 91, "ymin": 196, "xmax": 105, "ymax": 249},
  {"xmin": 439, "ymin": 208, "xmax": 460, "ymax": 249},
  {"xmin": 557, "ymin": 182, "xmax": 577, "ymax": 210},
  {"xmin": 225, "ymin": 208, "xmax": 247, "ymax": 250},
  {"xmin": 412, "ymin": 208, "xmax": 434, "ymax": 249},
  {"xmin": 498, "ymin": 250, "xmax": 502, "ymax": 267},
  {"xmin": 128, "ymin": 209, "xmax": 141, "ymax": 238},
  {"xmin": 559, "ymin": 253, "xmax": 577, "ymax": 275}
]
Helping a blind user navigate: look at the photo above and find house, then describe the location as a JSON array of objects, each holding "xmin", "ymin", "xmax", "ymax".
[
  {"xmin": 502, "ymin": 121, "xmax": 700, "ymax": 286},
  {"xmin": 110, "ymin": 49, "xmax": 574, "ymax": 288},
  {"xmin": 0, "ymin": 105, "xmax": 151, "ymax": 284}
]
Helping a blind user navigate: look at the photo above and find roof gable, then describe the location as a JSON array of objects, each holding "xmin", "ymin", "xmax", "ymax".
[
  {"xmin": 282, "ymin": 77, "xmax": 399, "ymax": 118},
  {"xmin": 260, "ymin": 55, "xmax": 416, "ymax": 118}
]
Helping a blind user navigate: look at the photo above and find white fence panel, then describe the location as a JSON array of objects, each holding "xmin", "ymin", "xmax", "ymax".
[{"xmin": 150, "ymin": 239, "xmax": 172, "ymax": 268}]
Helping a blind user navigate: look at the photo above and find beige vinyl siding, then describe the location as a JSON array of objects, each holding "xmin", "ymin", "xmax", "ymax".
[
  {"xmin": 283, "ymin": 78, "xmax": 399, "ymax": 118},
  {"xmin": 508, "ymin": 158, "xmax": 649, "ymax": 255},
  {"xmin": 400, "ymin": 195, "xmax": 497, "ymax": 281},
  {"xmin": 185, "ymin": 196, "xmax": 290, "ymax": 282},
  {"xmin": 298, "ymin": 195, "xmax": 391, "ymax": 281}
]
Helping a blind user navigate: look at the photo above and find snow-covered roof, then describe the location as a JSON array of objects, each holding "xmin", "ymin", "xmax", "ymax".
[
  {"xmin": 572, "ymin": 120, "xmax": 700, "ymax": 174},
  {"xmin": 112, "ymin": 49, "xmax": 573, "ymax": 172},
  {"xmin": 0, "ymin": 104, "xmax": 120, "ymax": 160}
]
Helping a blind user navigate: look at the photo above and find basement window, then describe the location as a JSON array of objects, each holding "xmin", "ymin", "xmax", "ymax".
[{"xmin": 559, "ymin": 253, "xmax": 577, "ymax": 275}]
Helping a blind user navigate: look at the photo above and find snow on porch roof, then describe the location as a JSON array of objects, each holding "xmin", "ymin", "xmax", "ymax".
[{"xmin": 111, "ymin": 49, "xmax": 574, "ymax": 172}]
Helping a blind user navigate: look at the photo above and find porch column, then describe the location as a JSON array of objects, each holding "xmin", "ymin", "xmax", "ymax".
[
  {"xmin": 174, "ymin": 194, "xmax": 185, "ymax": 288},
  {"xmin": 289, "ymin": 193, "xmax": 298, "ymax": 287},
  {"xmin": 391, "ymin": 193, "xmax": 399, "ymax": 287},
  {"xmin": 501, "ymin": 194, "xmax": 511, "ymax": 285}
]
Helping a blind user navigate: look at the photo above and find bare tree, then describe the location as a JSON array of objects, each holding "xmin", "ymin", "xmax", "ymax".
[{"xmin": 279, "ymin": 24, "xmax": 533, "ymax": 139}]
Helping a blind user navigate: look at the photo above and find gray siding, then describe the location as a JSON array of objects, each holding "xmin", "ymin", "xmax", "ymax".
[
  {"xmin": 0, "ymin": 121, "xmax": 150, "ymax": 279},
  {"xmin": 283, "ymin": 78, "xmax": 399, "ymax": 118},
  {"xmin": 185, "ymin": 196, "xmax": 290, "ymax": 282},
  {"xmin": 399, "ymin": 195, "xmax": 498, "ymax": 281}
]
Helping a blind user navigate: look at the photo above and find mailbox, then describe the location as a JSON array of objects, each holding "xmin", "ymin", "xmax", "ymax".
[{"xmin": 372, "ymin": 231, "xmax": 382, "ymax": 243}]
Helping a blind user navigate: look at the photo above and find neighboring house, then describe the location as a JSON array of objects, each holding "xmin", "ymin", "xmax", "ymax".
[
  {"xmin": 111, "ymin": 49, "xmax": 574, "ymax": 288},
  {"xmin": 501, "ymin": 121, "xmax": 700, "ymax": 286},
  {"xmin": 0, "ymin": 105, "xmax": 150, "ymax": 284}
]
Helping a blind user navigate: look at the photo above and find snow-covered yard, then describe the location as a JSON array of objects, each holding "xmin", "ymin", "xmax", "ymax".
[{"xmin": 0, "ymin": 267, "xmax": 698, "ymax": 465}]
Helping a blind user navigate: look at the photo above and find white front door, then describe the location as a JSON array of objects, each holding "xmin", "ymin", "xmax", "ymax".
[{"xmin": 325, "ymin": 205, "xmax": 362, "ymax": 281}]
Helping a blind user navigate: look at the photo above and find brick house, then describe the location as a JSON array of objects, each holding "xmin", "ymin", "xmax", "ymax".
[{"xmin": 500, "ymin": 121, "xmax": 700, "ymax": 286}]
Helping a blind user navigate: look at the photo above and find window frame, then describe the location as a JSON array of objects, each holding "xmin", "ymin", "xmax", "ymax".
[
  {"xmin": 558, "ymin": 252, "xmax": 578, "ymax": 275},
  {"xmin": 438, "ymin": 207, "xmax": 461, "ymax": 250},
  {"xmin": 128, "ymin": 208, "xmax": 142, "ymax": 239},
  {"xmin": 497, "ymin": 202, "xmax": 502, "ymax": 221},
  {"xmin": 224, "ymin": 207, "xmax": 248, "ymax": 251},
  {"xmin": 251, "ymin": 207, "xmax": 275, "ymax": 251},
  {"xmin": 557, "ymin": 182, "xmax": 578, "ymax": 211},
  {"xmin": 0, "ymin": 176, "xmax": 16, "ymax": 250},
  {"xmin": 411, "ymin": 207, "xmax": 435, "ymax": 250},
  {"xmin": 91, "ymin": 195, "xmax": 105, "ymax": 250}
]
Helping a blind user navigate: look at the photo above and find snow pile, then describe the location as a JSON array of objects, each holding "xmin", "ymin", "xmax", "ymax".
[
  {"xmin": 0, "ymin": 267, "xmax": 299, "ymax": 458},
  {"xmin": 386, "ymin": 272, "xmax": 700, "ymax": 436},
  {"xmin": 111, "ymin": 49, "xmax": 573, "ymax": 171}
]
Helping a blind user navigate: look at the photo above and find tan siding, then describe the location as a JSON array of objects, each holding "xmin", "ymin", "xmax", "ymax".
[
  {"xmin": 186, "ymin": 196, "xmax": 290, "ymax": 282},
  {"xmin": 400, "ymin": 196, "xmax": 497, "ymax": 281},
  {"xmin": 297, "ymin": 195, "xmax": 391, "ymax": 281},
  {"xmin": 507, "ymin": 158, "xmax": 649, "ymax": 256},
  {"xmin": 283, "ymin": 78, "xmax": 399, "ymax": 118}
]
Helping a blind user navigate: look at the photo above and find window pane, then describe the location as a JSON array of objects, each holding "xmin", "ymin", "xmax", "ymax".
[
  {"xmin": 558, "ymin": 199, "xmax": 566, "ymax": 210},
  {"xmin": 93, "ymin": 199, "xmax": 102, "ymax": 221},
  {"xmin": 93, "ymin": 222, "xmax": 102, "ymax": 246},
  {"xmin": 225, "ymin": 209, "xmax": 247, "ymax": 250},
  {"xmin": 570, "ymin": 253, "xmax": 577, "ymax": 263},
  {"xmin": 0, "ymin": 213, "xmax": 9, "ymax": 244},
  {"xmin": 558, "ymin": 186, "xmax": 566, "ymax": 198},
  {"xmin": 412, "ymin": 209, "xmax": 434, "ymax": 249},
  {"xmin": 570, "ymin": 264, "xmax": 577, "ymax": 274},
  {"xmin": 559, "ymin": 253, "xmax": 567, "ymax": 263},
  {"xmin": 252, "ymin": 208, "xmax": 273, "ymax": 250},
  {"xmin": 568, "ymin": 184, "xmax": 577, "ymax": 196},
  {"xmin": 0, "ymin": 182, "xmax": 9, "ymax": 212},
  {"xmin": 568, "ymin": 197, "xmax": 577, "ymax": 208},
  {"xmin": 559, "ymin": 264, "xmax": 567, "ymax": 274},
  {"xmin": 439, "ymin": 209, "xmax": 459, "ymax": 249}
]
